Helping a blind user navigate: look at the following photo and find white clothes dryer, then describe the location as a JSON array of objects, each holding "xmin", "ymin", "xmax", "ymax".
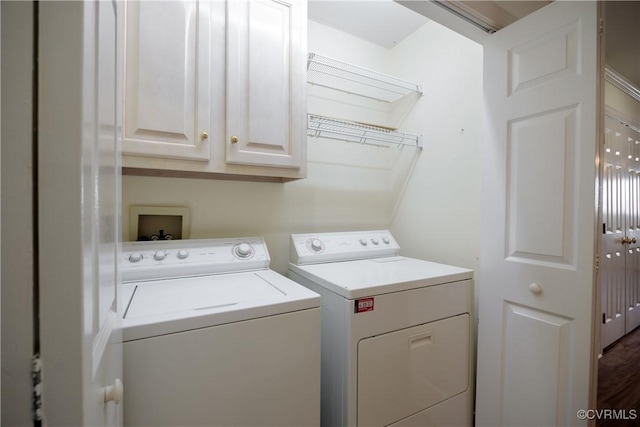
[
  {"xmin": 288, "ymin": 230, "xmax": 474, "ymax": 427},
  {"xmin": 122, "ymin": 237, "xmax": 320, "ymax": 427}
]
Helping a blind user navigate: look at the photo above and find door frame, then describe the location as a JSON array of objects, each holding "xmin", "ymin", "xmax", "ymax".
[
  {"xmin": 591, "ymin": 0, "xmax": 606, "ymax": 412},
  {"xmin": 0, "ymin": 2, "xmax": 36, "ymax": 425}
]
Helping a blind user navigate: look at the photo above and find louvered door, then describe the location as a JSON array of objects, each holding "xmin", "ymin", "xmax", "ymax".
[
  {"xmin": 601, "ymin": 115, "xmax": 640, "ymax": 350},
  {"xmin": 624, "ymin": 121, "xmax": 640, "ymax": 333}
]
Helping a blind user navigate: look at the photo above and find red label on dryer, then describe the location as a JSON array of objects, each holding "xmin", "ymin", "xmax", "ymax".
[{"xmin": 354, "ymin": 297, "xmax": 374, "ymax": 313}]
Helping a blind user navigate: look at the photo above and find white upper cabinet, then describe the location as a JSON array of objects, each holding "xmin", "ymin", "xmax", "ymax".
[
  {"xmin": 123, "ymin": 1, "xmax": 211, "ymax": 161},
  {"xmin": 122, "ymin": 0, "xmax": 307, "ymax": 181},
  {"xmin": 226, "ymin": 0, "xmax": 306, "ymax": 169}
]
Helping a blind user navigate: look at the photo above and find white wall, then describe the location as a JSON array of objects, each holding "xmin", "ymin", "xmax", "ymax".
[
  {"xmin": 605, "ymin": 1, "xmax": 640, "ymax": 89},
  {"xmin": 389, "ymin": 22, "xmax": 483, "ymax": 272},
  {"xmin": 605, "ymin": 80, "xmax": 640, "ymax": 123},
  {"xmin": 123, "ymin": 17, "xmax": 483, "ymax": 275},
  {"xmin": 123, "ymin": 21, "xmax": 403, "ymax": 274}
]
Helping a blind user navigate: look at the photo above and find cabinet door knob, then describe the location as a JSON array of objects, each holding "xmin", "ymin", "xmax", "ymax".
[
  {"xmin": 230, "ymin": 135, "xmax": 239, "ymax": 144},
  {"xmin": 200, "ymin": 131, "xmax": 208, "ymax": 140}
]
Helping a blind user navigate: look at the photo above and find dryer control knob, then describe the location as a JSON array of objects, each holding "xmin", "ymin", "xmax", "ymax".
[
  {"xmin": 177, "ymin": 249, "xmax": 189, "ymax": 260},
  {"xmin": 153, "ymin": 251, "xmax": 167, "ymax": 261},
  {"xmin": 382, "ymin": 237, "xmax": 390, "ymax": 244},
  {"xmin": 128, "ymin": 252, "xmax": 143, "ymax": 263},
  {"xmin": 359, "ymin": 239, "xmax": 368, "ymax": 246},
  {"xmin": 371, "ymin": 238, "xmax": 379, "ymax": 245},
  {"xmin": 310, "ymin": 239, "xmax": 323, "ymax": 252},
  {"xmin": 235, "ymin": 243, "xmax": 253, "ymax": 258}
]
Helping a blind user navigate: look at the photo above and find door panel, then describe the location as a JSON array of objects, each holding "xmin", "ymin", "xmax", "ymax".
[
  {"xmin": 501, "ymin": 303, "xmax": 573, "ymax": 426},
  {"xmin": 507, "ymin": 106, "xmax": 577, "ymax": 265},
  {"xmin": 508, "ymin": 20, "xmax": 580, "ymax": 96},
  {"xmin": 476, "ymin": 2, "xmax": 598, "ymax": 426}
]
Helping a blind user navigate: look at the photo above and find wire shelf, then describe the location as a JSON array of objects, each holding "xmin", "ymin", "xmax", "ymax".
[
  {"xmin": 307, "ymin": 53, "xmax": 423, "ymax": 103},
  {"xmin": 307, "ymin": 114, "xmax": 423, "ymax": 150}
]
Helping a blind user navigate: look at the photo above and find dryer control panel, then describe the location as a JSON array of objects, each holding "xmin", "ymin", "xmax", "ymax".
[
  {"xmin": 290, "ymin": 230, "xmax": 400, "ymax": 265},
  {"xmin": 122, "ymin": 237, "xmax": 270, "ymax": 282}
]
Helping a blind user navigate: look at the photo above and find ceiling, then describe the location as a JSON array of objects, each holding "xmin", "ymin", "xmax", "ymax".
[
  {"xmin": 308, "ymin": 1, "xmax": 429, "ymax": 49},
  {"xmin": 308, "ymin": 0, "xmax": 551, "ymax": 47}
]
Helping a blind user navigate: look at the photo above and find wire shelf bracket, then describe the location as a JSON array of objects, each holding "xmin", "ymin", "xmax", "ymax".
[
  {"xmin": 307, "ymin": 114, "xmax": 423, "ymax": 150},
  {"xmin": 307, "ymin": 52, "xmax": 423, "ymax": 103}
]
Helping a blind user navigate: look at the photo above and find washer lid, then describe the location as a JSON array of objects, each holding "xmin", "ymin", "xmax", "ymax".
[
  {"xmin": 122, "ymin": 269, "xmax": 320, "ymax": 341},
  {"xmin": 289, "ymin": 256, "xmax": 473, "ymax": 299}
]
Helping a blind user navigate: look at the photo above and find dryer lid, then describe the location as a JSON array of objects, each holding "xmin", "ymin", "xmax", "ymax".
[{"xmin": 289, "ymin": 256, "xmax": 473, "ymax": 299}]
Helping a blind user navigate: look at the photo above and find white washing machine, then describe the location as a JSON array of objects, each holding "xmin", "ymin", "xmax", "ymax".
[
  {"xmin": 121, "ymin": 237, "xmax": 321, "ymax": 427},
  {"xmin": 288, "ymin": 230, "xmax": 474, "ymax": 427}
]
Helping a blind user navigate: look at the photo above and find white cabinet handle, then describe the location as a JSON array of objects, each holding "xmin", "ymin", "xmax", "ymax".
[
  {"xmin": 104, "ymin": 378, "xmax": 123, "ymax": 404},
  {"xmin": 529, "ymin": 283, "xmax": 542, "ymax": 295}
]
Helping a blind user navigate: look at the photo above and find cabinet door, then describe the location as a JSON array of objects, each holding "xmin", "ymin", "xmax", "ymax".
[
  {"xmin": 123, "ymin": 1, "xmax": 210, "ymax": 161},
  {"xmin": 226, "ymin": 0, "xmax": 306, "ymax": 169}
]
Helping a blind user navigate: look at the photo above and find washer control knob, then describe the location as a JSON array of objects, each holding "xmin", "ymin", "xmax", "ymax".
[
  {"xmin": 310, "ymin": 239, "xmax": 323, "ymax": 252},
  {"xmin": 382, "ymin": 237, "xmax": 390, "ymax": 244},
  {"xmin": 359, "ymin": 239, "xmax": 368, "ymax": 246},
  {"xmin": 128, "ymin": 252, "xmax": 143, "ymax": 263},
  {"xmin": 371, "ymin": 238, "xmax": 379, "ymax": 245},
  {"xmin": 177, "ymin": 249, "xmax": 189, "ymax": 260},
  {"xmin": 153, "ymin": 251, "xmax": 167, "ymax": 261},
  {"xmin": 235, "ymin": 243, "xmax": 253, "ymax": 258}
]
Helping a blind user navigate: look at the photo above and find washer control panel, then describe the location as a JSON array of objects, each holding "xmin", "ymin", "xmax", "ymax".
[
  {"xmin": 290, "ymin": 230, "xmax": 400, "ymax": 265},
  {"xmin": 122, "ymin": 237, "xmax": 270, "ymax": 282}
]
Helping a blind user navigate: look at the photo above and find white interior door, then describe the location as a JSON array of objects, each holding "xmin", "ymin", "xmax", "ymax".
[
  {"xmin": 601, "ymin": 112, "xmax": 640, "ymax": 345},
  {"xmin": 601, "ymin": 115, "xmax": 630, "ymax": 348},
  {"xmin": 626, "ymin": 120, "xmax": 640, "ymax": 333},
  {"xmin": 476, "ymin": 2, "xmax": 599, "ymax": 426},
  {"xmin": 38, "ymin": 1, "xmax": 123, "ymax": 425}
]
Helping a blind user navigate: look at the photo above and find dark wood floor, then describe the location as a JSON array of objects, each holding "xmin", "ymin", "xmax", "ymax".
[{"xmin": 597, "ymin": 326, "xmax": 640, "ymax": 427}]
